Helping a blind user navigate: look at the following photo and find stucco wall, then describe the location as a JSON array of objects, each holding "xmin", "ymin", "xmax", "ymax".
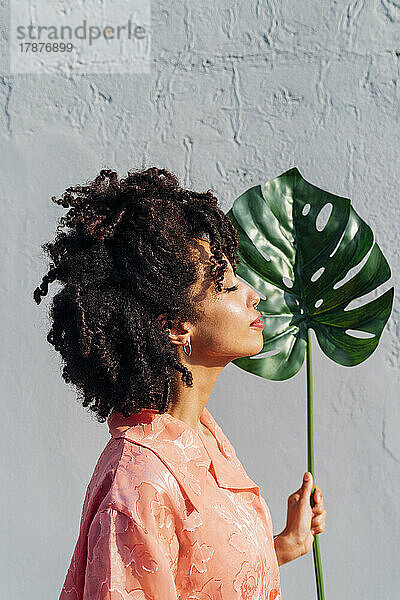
[{"xmin": 1, "ymin": 1, "xmax": 399, "ymax": 598}]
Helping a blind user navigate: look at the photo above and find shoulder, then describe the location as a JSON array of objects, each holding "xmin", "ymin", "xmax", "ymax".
[{"xmin": 94, "ymin": 437, "xmax": 182, "ymax": 519}]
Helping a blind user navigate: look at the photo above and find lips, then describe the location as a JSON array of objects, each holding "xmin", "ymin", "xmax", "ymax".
[{"xmin": 250, "ymin": 313, "xmax": 264, "ymax": 327}]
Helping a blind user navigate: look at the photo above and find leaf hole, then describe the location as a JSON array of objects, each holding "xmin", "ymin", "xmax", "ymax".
[
  {"xmin": 333, "ymin": 244, "xmax": 373, "ymax": 290},
  {"xmin": 315, "ymin": 203, "xmax": 333, "ymax": 232},
  {"xmin": 282, "ymin": 276, "xmax": 293, "ymax": 288},
  {"xmin": 258, "ymin": 247, "xmax": 271, "ymax": 262},
  {"xmin": 249, "ymin": 348, "xmax": 281, "ymax": 359},
  {"xmin": 343, "ymin": 281, "xmax": 392, "ymax": 312},
  {"xmin": 315, "ymin": 299, "xmax": 323, "ymax": 308},
  {"xmin": 345, "ymin": 329, "xmax": 376, "ymax": 339},
  {"xmin": 302, "ymin": 203, "xmax": 311, "ymax": 216},
  {"xmin": 329, "ymin": 227, "xmax": 346, "ymax": 258},
  {"xmin": 311, "ymin": 267, "xmax": 325, "ymax": 282}
]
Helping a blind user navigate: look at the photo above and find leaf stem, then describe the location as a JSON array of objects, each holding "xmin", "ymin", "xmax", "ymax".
[{"xmin": 306, "ymin": 327, "xmax": 326, "ymax": 600}]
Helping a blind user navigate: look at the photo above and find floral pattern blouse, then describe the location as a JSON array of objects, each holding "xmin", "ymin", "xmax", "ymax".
[{"xmin": 59, "ymin": 406, "xmax": 282, "ymax": 599}]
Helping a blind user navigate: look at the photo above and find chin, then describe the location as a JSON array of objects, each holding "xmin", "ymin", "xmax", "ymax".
[
  {"xmin": 238, "ymin": 337, "xmax": 264, "ymax": 358},
  {"xmin": 248, "ymin": 345, "xmax": 263, "ymax": 357},
  {"xmin": 252, "ymin": 335, "xmax": 264, "ymax": 355}
]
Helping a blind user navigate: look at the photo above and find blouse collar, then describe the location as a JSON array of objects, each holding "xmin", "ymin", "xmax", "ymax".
[{"xmin": 107, "ymin": 406, "xmax": 260, "ymax": 513}]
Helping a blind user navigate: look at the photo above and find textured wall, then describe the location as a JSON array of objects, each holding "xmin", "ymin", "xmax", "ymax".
[{"xmin": 0, "ymin": 1, "xmax": 399, "ymax": 598}]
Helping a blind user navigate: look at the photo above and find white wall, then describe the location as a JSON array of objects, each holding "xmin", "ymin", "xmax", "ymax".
[{"xmin": 1, "ymin": 1, "xmax": 399, "ymax": 598}]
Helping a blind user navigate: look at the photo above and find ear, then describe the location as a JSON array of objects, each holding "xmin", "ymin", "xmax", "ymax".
[{"xmin": 156, "ymin": 313, "xmax": 192, "ymax": 349}]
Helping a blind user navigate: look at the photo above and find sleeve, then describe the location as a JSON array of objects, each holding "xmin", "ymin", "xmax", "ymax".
[{"xmin": 83, "ymin": 481, "xmax": 179, "ymax": 600}]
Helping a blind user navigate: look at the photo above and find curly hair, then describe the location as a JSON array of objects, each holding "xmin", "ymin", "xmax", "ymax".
[{"xmin": 33, "ymin": 167, "xmax": 241, "ymax": 422}]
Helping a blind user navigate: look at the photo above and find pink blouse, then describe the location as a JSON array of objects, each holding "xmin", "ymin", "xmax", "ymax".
[{"xmin": 59, "ymin": 406, "xmax": 281, "ymax": 599}]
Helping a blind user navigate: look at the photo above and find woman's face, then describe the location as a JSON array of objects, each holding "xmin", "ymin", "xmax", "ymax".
[{"xmin": 185, "ymin": 238, "xmax": 264, "ymax": 365}]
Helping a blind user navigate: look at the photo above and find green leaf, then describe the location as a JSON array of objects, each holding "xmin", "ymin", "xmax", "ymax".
[{"xmin": 227, "ymin": 167, "xmax": 395, "ymax": 380}]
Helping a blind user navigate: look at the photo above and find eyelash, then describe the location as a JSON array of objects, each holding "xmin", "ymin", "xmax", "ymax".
[{"xmin": 224, "ymin": 284, "xmax": 239, "ymax": 292}]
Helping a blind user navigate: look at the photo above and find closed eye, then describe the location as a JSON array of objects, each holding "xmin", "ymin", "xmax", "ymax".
[{"xmin": 224, "ymin": 284, "xmax": 239, "ymax": 292}]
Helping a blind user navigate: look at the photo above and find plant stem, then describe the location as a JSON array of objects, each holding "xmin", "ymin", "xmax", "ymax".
[{"xmin": 306, "ymin": 327, "xmax": 326, "ymax": 599}]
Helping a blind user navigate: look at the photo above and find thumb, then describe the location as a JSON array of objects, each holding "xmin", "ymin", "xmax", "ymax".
[{"xmin": 302, "ymin": 471, "xmax": 313, "ymax": 492}]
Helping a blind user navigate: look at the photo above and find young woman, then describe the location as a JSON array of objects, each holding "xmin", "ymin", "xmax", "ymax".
[{"xmin": 34, "ymin": 167, "xmax": 326, "ymax": 600}]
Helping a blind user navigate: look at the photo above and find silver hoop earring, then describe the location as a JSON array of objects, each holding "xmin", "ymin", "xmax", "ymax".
[{"xmin": 183, "ymin": 338, "xmax": 192, "ymax": 356}]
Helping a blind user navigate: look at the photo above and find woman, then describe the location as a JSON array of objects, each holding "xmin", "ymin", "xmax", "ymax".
[{"xmin": 34, "ymin": 167, "xmax": 326, "ymax": 600}]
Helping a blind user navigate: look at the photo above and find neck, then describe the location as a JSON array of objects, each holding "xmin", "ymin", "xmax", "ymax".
[{"xmin": 166, "ymin": 360, "xmax": 225, "ymax": 432}]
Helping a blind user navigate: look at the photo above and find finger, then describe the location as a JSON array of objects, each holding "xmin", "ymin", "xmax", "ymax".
[
  {"xmin": 312, "ymin": 519, "xmax": 326, "ymax": 535},
  {"xmin": 313, "ymin": 488, "xmax": 324, "ymax": 510},
  {"xmin": 311, "ymin": 510, "xmax": 327, "ymax": 529},
  {"xmin": 311, "ymin": 516, "xmax": 323, "ymax": 529},
  {"xmin": 311, "ymin": 516, "xmax": 327, "ymax": 535},
  {"xmin": 311, "ymin": 510, "xmax": 326, "ymax": 526},
  {"xmin": 313, "ymin": 486, "xmax": 321, "ymax": 500},
  {"xmin": 312, "ymin": 501, "xmax": 325, "ymax": 515}
]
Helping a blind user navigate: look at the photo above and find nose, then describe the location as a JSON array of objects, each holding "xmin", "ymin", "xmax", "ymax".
[{"xmin": 247, "ymin": 285, "xmax": 261, "ymax": 309}]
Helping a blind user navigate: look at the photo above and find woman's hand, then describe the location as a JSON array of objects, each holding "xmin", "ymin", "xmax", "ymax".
[{"xmin": 274, "ymin": 472, "xmax": 327, "ymax": 565}]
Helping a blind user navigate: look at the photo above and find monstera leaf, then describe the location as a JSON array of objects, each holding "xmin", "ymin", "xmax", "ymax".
[
  {"xmin": 226, "ymin": 167, "xmax": 394, "ymax": 600},
  {"xmin": 227, "ymin": 167, "xmax": 394, "ymax": 381}
]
